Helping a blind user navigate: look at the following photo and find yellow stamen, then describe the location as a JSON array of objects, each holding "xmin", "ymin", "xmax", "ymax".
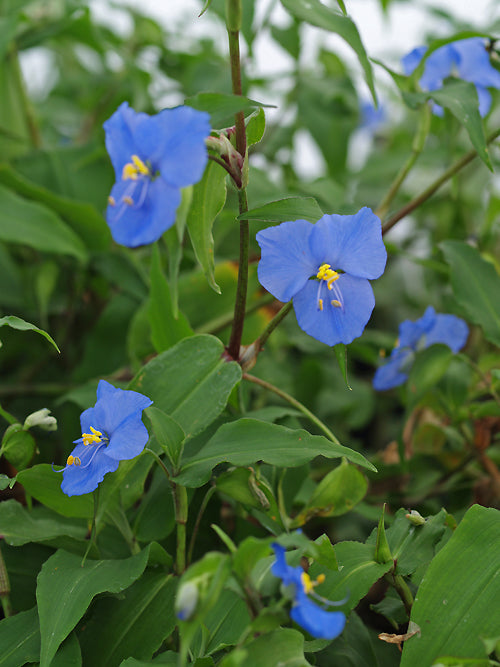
[
  {"xmin": 82, "ymin": 426, "xmax": 103, "ymax": 447},
  {"xmin": 123, "ymin": 195, "xmax": 134, "ymax": 206},
  {"xmin": 316, "ymin": 263, "xmax": 340, "ymax": 290},
  {"xmin": 318, "ymin": 298, "xmax": 323, "ymax": 311},
  {"xmin": 331, "ymin": 299, "xmax": 342, "ymax": 308},
  {"xmin": 108, "ymin": 196, "xmax": 116, "ymax": 206},
  {"xmin": 300, "ymin": 571, "xmax": 326, "ymax": 595},
  {"xmin": 122, "ymin": 154, "xmax": 150, "ymax": 181},
  {"xmin": 67, "ymin": 455, "xmax": 81, "ymax": 466},
  {"xmin": 316, "ymin": 573, "xmax": 325, "ymax": 584}
]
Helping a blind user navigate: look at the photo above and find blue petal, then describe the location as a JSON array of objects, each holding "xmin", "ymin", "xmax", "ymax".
[
  {"xmin": 453, "ymin": 38, "xmax": 500, "ymax": 89},
  {"xmin": 398, "ymin": 306, "xmax": 436, "ymax": 349},
  {"xmin": 106, "ymin": 177, "xmax": 181, "ymax": 247},
  {"xmin": 423, "ymin": 313, "xmax": 469, "ymax": 352},
  {"xmin": 107, "ymin": 411, "xmax": 151, "ymax": 460},
  {"xmin": 290, "ymin": 591, "xmax": 346, "ymax": 640},
  {"xmin": 256, "ymin": 220, "xmax": 316, "ymax": 302},
  {"xmin": 87, "ymin": 380, "xmax": 152, "ymax": 436},
  {"xmin": 293, "ymin": 274, "xmax": 375, "ymax": 346},
  {"xmin": 373, "ymin": 348, "xmax": 413, "ymax": 391},
  {"xmin": 61, "ymin": 442, "xmax": 119, "ymax": 496},
  {"xmin": 103, "ymin": 102, "xmax": 150, "ymax": 179},
  {"xmin": 271, "ymin": 544, "xmax": 303, "ymax": 587},
  {"xmin": 476, "ymin": 85, "xmax": 492, "ymax": 117},
  {"xmin": 402, "ymin": 46, "xmax": 428, "ymax": 75},
  {"xmin": 419, "ymin": 44, "xmax": 458, "ymax": 91},
  {"xmin": 309, "ymin": 208, "xmax": 386, "ymax": 280}
]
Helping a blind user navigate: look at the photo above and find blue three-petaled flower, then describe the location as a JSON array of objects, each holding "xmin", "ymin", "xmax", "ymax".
[
  {"xmin": 55, "ymin": 380, "xmax": 152, "ymax": 496},
  {"xmin": 402, "ymin": 38, "xmax": 500, "ymax": 117},
  {"xmin": 373, "ymin": 306, "xmax": 469, "ymax": 391},
  {"xmin": 256, "ymin": 208, "xmax": 387, "ymax": 346},
  {"xmin": 271, "ymin": 543, "xmax": 346, "ymax": 640},
  {"xmin": 104, "ymin": 102, "xmax": 211, "ymax": 247}
]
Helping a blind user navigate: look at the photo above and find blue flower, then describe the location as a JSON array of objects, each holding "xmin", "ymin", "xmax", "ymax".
[
  {"xmin": 373, "ymin": 306, "xmax": 469, "ymax": 391},
  {"xmin": 360, "ymin": 101, "xmax": 386, "ymax": 132},
  {"xmin": 56, "ymin": 380, "xmax": 153, "ymax": 496},
  {"xmin": 271, "ymin": 543, "xmax": 346, "ymax": 640},
  {"xmin": 256, "ymin": 208, "xmax": 387, "ymax": 346},
  {"xmin": 402, "ymin": 38, "xmax": 500, "ymax": 116},
  {"xmin": 104, "ymin": 102, "xmax": 211, "ymax": 247}
]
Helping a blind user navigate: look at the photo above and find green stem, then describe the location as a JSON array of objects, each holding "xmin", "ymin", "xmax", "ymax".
[
  {"xmin": 144, "ymin": 447, "xmax": 171, "ymax": 480},
  {"xmin": 226, "ymin": 15, "xmax": 250, "ymax": 361},
  {"xmin": 172, "ymin": 483, "xmax": 188, "ymax": 575},
  {"xmin": 388, "ymin": 572, "xmax": 414, "ymax": 618},
  {"xmin": 255, "ymin": 301, "xmax": 294, "ymax": 351},
  {"xmin": 0, "ymin": 403, "xmax": 17, "ymax": 425},
  {"xmin": 0, "ymin": 546, "xmax": 12, "ymax": 618},
  {"xmin": 382, "ymin": 127, "xmax": 500, "ymax": 235},
  {"xmin": 461, "ymin": 355, "xmax": 500, "ymax": 407},
  {"xmin": 196, "ymin": 293, "xmax": 274, "ymax": 335},
  {"xmin": 8, "ymin": 46, "xmax": 41, "ymax": 149},
  {"xmin": 375, "ymin": 104, "xmax": 431, "ymax": 220},
  {"xmin": 243, "ymin": 373, "xmax": 341, "ymax": 445},
  {"xmin": 187, "ymin": 485, "xmax": 216, "ymax": 566}
]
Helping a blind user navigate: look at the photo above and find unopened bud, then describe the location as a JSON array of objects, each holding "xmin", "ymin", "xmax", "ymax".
[
  {"xmin": 24, "ymin": 408, "xmax": 57, "ymax": 432},
  {"xmin": 406, "ymin": 510, "xmax": 425, "ymax": 526},
  {"xmin": 176, "ymin": 581, "xmax": 199, "ymax": 621}
]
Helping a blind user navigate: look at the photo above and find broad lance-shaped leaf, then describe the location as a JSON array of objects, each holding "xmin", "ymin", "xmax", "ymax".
[
  {"xmin": 36, "ymin": 547, "xmax": 152, "ymax": 667},
  {"xmin": 280, "ymin": 0, "xmax": 376, "ymax": 103},
  {"xmin": 186, "ymin": 161, "xmax": 226, "ymax": 294},
  {"xmin": 147, "ymin": 243, "xmax": 193, "ymax": 353},
  {"xmin": 0, "ymin": 606, "xmax": 40, "ymax": 667},
  {"xmin": 0, "ymin": 315, "xmax": 60, "ymax": 352},
  {"xmin": 401, "ymin": 505, "xmax": 500, "ymax": 665},
  {"xmin": 440, "ymin": 240, "xmax": 500, "ymax": 347},
  {"xmin": 129, "ymin": 334, "xmax": 241, "ymax": 439},
  {"xmin": 0, "ymin": 500, "xmax": 87, "ymax": 546},
  {"xmin": 237, "ymin": 196, "xmax": 324, "ymax": 224},
  {"xmin": 0, "ymin": 184, "xmax": 87, "ymax": 262},
  {"xmin": 403, "ymin": 80, "xmax": 491, "ymax": 170},
  {"xmin": 173, "ymin": 418, "xmax": 375, "ymax": 488}
]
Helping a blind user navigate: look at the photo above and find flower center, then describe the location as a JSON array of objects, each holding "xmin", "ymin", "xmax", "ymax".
[
  {"xmin": 315, "ymin": 264, "xmax": 343, "ymax": 312},
  {"xmin": 122, "ymin": 154, "xmax": 150, "ymax": 181},
  {"xmin": 301, "ymin": 571, "xmax": 325, "ymax": 595},
  {"xmin": 82, "ymin": 425, "xmax": 103, "ymax": 447}
]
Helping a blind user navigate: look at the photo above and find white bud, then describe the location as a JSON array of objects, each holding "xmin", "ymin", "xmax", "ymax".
[
  {"xmin": 175, "ymin": 581, "xmax": 198, "ymax": 621},
  {"xmin": 24, "ymin": 409, "xmax": 57, "ymax": 432}
]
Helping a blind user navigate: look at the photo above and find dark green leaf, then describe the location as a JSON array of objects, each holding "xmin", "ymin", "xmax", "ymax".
[
  {"xmin": 0, "ymin": 500, "xmax": 87, "ymax": 546},
  {"xmin": 246, "ymin": 108, "xmax": 266, "ymax": 147},
  {"xmin": 185, "ymin": 93, "xmax": 275, "ymax": 128},
  {"xmin": 407, "ymin": 344, "xmax": 453, "ymax": 406},
  {"xmin": 401, "ymin": 505, "xmax": 500, "ymax": 665},
  {"xmin": 129, "ymin": 334, "xmax": 242, "ymax": 439},
  {"xmin": 280, "ymin": 0, "xmax": 376, "ymax": 103},
  {"xmin": 441, "ymin": 240, "xmax": 500, "ymax": 346},
  {"xmin": 174, "ymin": 418, "xmax": 376, "ymax": 488},
  {"xmin": 238, "ymin": 197, "xmax": 324, "ymax": 223},
  {"xmin": 0, "ymin": 606, "xmax": 40, "ymax": 667},
  {"xmin": 186, "ymin": 161, "xmax": 227, "ymax": 294},
  {"xmin": 0, "ymin": 315, "xmax": 60, "ymax": 352},
  {"xmin": 219, "ymin": 628, "xmax": 311, "ymax": 667},
  {"xmin": 145, "ymin": 407, "xmax": 185, "ymax": 469},
  {"xmin": 334, "ymin": 343, "xmax": 350, "ymax": 389}
]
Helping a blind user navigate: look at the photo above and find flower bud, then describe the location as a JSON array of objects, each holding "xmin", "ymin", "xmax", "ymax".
[
  {"xmin": 406, "ymin": 510, "xmax": 426, "ymax": 526},
  {"xmin": 24, "ymin": 408, "xmax": 57, "ymax": 431},
  {"xmin": 175, "ymin": 581, "xmax": 199, "ymax": 621}
]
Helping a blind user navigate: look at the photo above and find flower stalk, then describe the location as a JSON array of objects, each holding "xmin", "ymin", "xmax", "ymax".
[{"xmin": 172, "ymin": 482, "xmax": 189, "ymax": 574}]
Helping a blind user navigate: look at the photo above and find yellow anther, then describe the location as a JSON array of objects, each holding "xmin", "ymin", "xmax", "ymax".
[
  {"xmin": 122, "ymin": 154, "xmax": 150, "ymax": 181},
  {"xmin": 301, "ymin": 572, "xmax": 314, "ymax": 594},
  {"xmin": 108, "ymin": 196, "xmax": 116, "ymax": 206},
  {"xmin": 131, "ymin": 154, "xmax": 150, "ymax": 175},
  {"xmin": 316, "ymin": 573, "xmax": 325, "ymax": 584},
  {"xmin": 316, "ymin": 263, "xmax": 339, "ymax": 290},
  {"xmin": 318, "ymin": 298, "xmax": 324, "ymax": 311},
  {"xmin": 123, "ymin": 195, "xmax": 134, "ymax": 206},
  {"xmin": 331, "ymin": 299, "xmax": 342, "ymax": 308},
  {"xmin": 67, "ymin": 455, "xmax": 81, "ymax": 466},
  {"xmin": 82, "ymin": 426, "xmax": 103, "ymax": 447}
]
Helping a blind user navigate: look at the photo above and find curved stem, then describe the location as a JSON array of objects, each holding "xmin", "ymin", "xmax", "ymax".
[
  {"xmin": 256, "ymin": 301, "xmax": 294, "ymax": 350},
  {"xmin": 243, "ymin": 372, "xmax": 341, "ymax": 445},
  {"xmin": 382, "ymin": 127, "xmax": 500, "ymax": 235}
]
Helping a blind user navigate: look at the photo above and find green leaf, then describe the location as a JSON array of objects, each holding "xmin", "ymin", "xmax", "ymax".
[
  {"xmin": 186, "ymin": 161, "xmax": 227, "ymax": 294},
  {"xmin": 129, "ymin": 334, "xmax": 242, "ymax": 439},
  {"xmin": 0, "ymin": 315, "xmax": 60, "ymax": 352},
  {"xmin": 174, "ymin": 418, "xmax": 376, "ymax": 488},
  {"xmin": 0, "ymin": 185, "xmax": 87, "ymax": 262},
  {"xmin": 0, "ymin": 163, "xmax": 111, "ymax": 251},
  {"xmin": 145, "ymin": 407, "xmax": 186, "ymax": 469},
  {"xmin": 280, "ymin": 0, "xmax": 376, "ymax": 103},
  {"xmin": 233, "ymin": 536, "xmax": 272, "ymax": 582},
  {"xmin": 334, "ymin": 343, "xmax": 350, "ymax": 389},
  {"xmin": 1, "ymin": 424, "xmax": 35, "ymax": 469},
  {"xmin": 0, "ymin": 606, "xmax": 40, "ymax": 667},
  {"xmin": 0, "ymin": 500, "xmax": 87, "ymax": 546},
  {"xmin": 185, "ymin": 93, "xmax": 275, "ymax": 128},
  {"xmin": 407, "ymin": 344, "xmax": 454, "ymax": 406},
  {"xmin": 16, "ymin": 464, "xmax": 94, "ymax": 519},
  {"xmin": 403, "ymin": 81, "xmax": 491, "ymax": 170},
  {"xmin": 79, "ymin": 572, "xmax": 177, "ymax": 667},
  {"xmin": 238, "ymin": 196, "xmax": 324, "ymax": 224},
  {"xmin": 246, "ymin": 108, "xmax": 266, "ymax": 147},
  {"xmin": 147, "ymin": 243, "xmax": 193, "ymax": 352},
  {"xmin": 164, "ymin": 186, "xmax": 192, "ymax": 318},
  {"xmin": 37, "ymin": 547, "xmax": 151, "ymax": 667},
  {"xmin": 219, "ymin": 628, "xmax": 311, "ymax": 667},
  {"xmin": 401, "ymin": 505, "xmax": 500, "ymax": 666},
  {"xmin": 293, "ymin": 460, "xmax": 367, "ymax": 525},
  {"xmin": 314, "ymin": 541, "xmax": 393, "ymax": 614},
  {"xmin": 441, "ymin": 240, "xmax": 500, "ymax": 346}
]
